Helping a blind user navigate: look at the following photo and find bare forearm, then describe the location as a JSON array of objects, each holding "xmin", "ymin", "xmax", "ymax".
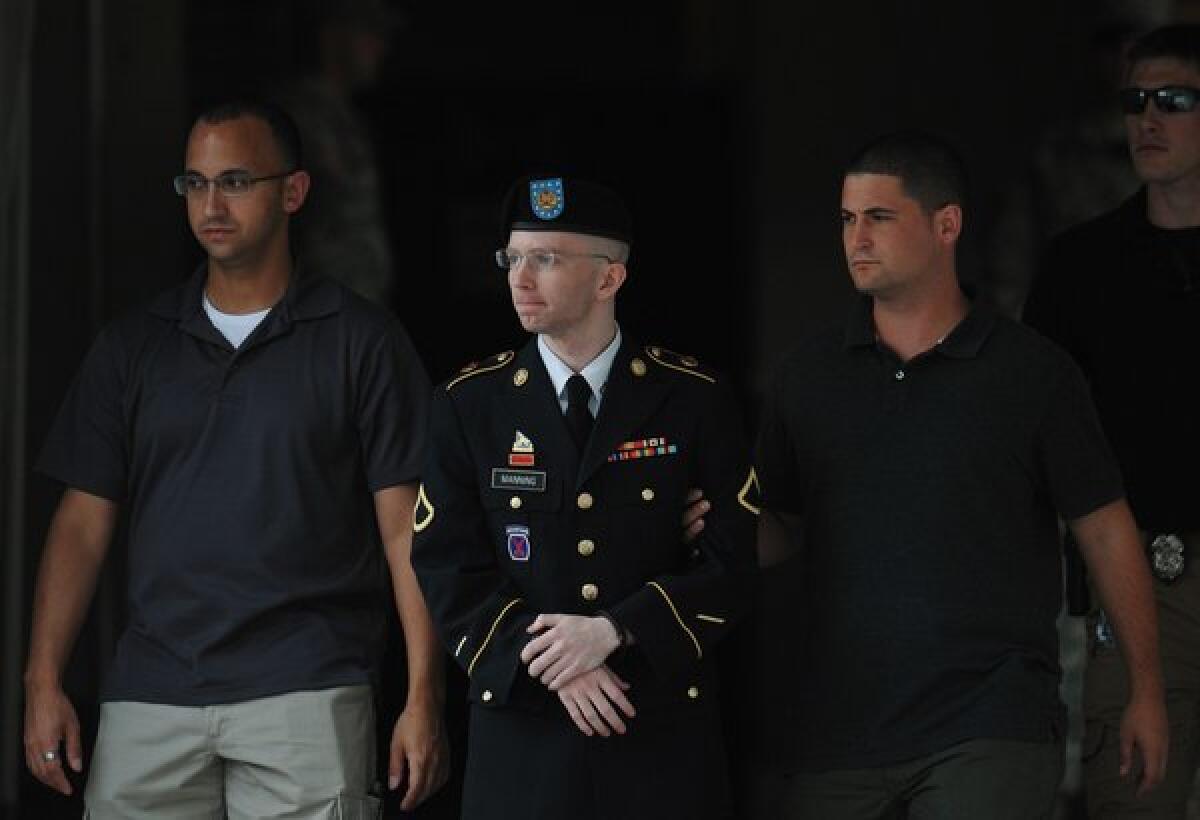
[
  {"xmin": 1095, "ymin": 569, "xmax": 1162, "ymax": 699},
  {"xmin": 390, "ymin": 558, "xmax": 445, "ymax": 706},
  {"xmin": 24, "ymin": 490, "xmax": 116, "ymax": 686},
  {"xmin": 1073, "ymin": 499, "xmax": 1163, "ymax": 699},
  {"xmin": 376, "ymin": 485, "xmax": 445, "ymax": 707}
]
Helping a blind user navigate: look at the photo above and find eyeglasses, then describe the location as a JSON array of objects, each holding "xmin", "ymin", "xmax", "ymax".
[
  {"xmin": 1119, "ymin": 86, "xmax": 1200, "ymax": 115},
  {"xmin": 173, "ymin": 170, "xmax": 296, "ymax": 198},
  {"xmin": 494, "ymin": 249, "xmax": 615, "ymax": 273}
]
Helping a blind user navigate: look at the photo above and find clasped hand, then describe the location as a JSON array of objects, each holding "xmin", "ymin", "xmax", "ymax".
[
  {"xmin": 520, "ymin": 614, "xmax": 635, "ymax": 735},
  {"xmin": 520, "ymin": 613, "xmax": 621, "ymax": 689}
]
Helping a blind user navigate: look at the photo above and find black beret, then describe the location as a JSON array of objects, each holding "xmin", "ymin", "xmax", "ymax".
[{"xmin": 501, "ymin": 175, "xmax": 633, "ymax": 245}]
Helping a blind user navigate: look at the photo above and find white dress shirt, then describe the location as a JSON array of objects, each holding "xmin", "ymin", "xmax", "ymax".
[{"xmin": 537, "ymin": 325, "xmax": 622, "ymax": 417}]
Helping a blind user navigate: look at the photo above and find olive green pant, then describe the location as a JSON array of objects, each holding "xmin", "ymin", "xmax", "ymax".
[
  {"xmin": 745, "ymin": 737, "xmax": 1064, "ymax": 820},
  {"xmin": 83, "ymin": 685, "xmax": 380, "ymax": 820},
  {"xmin": 1084, "ymin": 566, "xmax": 1200, "ymax": 819}
]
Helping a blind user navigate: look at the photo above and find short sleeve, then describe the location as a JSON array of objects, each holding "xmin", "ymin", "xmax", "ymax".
[
  {"xmin": 1036, "ymin": 356, "xmax": 1124, "ymax": 521},
  {"xmin": 755, "ymin": 367, "xmax": 804, "ymax": 516},
  {"xmin": 357, "ymin": 319, "xmax": 431, "ymax": 490},
  {"xmin": 36, "ymin": 326, "xmax": 130, "ymax": 501}
]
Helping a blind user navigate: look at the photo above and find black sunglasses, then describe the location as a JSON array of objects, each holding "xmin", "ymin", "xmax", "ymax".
[{"xmin": 1120, "ymin": 86, "xmax": 1200, "ymax": 115}]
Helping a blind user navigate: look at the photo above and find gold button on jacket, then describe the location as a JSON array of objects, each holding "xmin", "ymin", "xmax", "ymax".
[{"xmin": 411, "ymin": 337, "xmax": 759, "ymax": 820}]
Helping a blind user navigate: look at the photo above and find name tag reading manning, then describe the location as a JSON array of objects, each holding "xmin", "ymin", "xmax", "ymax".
[{"xmin": 491, "ymin": 468, "xmax": 547, "ymax": 492}]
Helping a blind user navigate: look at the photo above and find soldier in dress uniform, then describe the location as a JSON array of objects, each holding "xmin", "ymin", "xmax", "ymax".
[{"xmin": 411, "ymin": 175, "xmax": 758, "ymax": 820}]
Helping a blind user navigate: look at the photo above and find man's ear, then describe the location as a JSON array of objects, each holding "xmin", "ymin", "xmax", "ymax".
[
  {"xmin": 282, "ymin": 170, "xmax": 311, "ymax": 214},
  {"xmin": 934, "ymin": 203, "xmax": 962, "ymax": 245},
  {"xmin": 597, "ymin": 262, "xmax": 627, "ymax": 302}
]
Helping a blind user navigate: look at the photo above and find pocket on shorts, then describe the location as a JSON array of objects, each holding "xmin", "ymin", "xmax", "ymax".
[
  {"xmin": 1081, "ymin": 719, "xmax": 1108, "ymax": 763},
  {"xmin": 334, "ymin": 793, "xmax": 382, "ymax": 820}
]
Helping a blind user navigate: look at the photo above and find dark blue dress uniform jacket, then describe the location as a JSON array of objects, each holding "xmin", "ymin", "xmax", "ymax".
[{"xmin": 412, "ymin": 335, "xmax": 758, "ymax": 820}]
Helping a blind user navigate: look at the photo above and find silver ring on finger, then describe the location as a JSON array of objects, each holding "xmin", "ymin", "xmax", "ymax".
[{"xmin": 41, "ymin": 750, "xmax": 58, "ymax": 763}]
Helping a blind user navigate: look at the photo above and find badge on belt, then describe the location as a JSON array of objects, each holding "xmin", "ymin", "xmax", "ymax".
[{"xmin": 1149, "ymin": 533, "xmax": 1186, "ymax": 583}]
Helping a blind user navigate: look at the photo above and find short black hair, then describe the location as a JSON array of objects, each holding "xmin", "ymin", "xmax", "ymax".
[
  {"xmin": 844, "ymin": 131, "xmax": 969, "ymax": 214},
  {"xmin": 193, "ymin": 99, "xmax": 304, "ymax": 170},
  {"xmin": 1127, "ymin": 24, "xmax": 1200, "ymax": 76}
]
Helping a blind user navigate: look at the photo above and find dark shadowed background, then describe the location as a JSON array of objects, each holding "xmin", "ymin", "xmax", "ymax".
[{"xmin": 3, "ymin": 1, "xmax": 1190, "ymax": 817}]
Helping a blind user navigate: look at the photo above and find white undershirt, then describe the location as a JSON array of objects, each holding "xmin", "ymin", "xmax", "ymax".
[
  {"xmin": 203, "ymin": 294, "xmax": 271, "ymax": 349},
  {"xmin": 537, "ymin": 326, "xmax": 622, "ymax": 417}
]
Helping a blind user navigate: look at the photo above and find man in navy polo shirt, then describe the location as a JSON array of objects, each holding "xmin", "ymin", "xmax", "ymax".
[
  {"xmin": 753, "ymin": 132, "xmax": 1168, "ymax": 819},
  {"xmin": 22, "ymin": 100, "xmax": 446, "ymax": 818}
]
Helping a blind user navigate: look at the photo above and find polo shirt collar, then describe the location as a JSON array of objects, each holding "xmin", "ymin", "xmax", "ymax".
[
  {"xmin": 148, "ymin": 262, "xmax": 343, "ymax": 325},
  {"xmin": 1123, "ymin": 187, "xmax": 1151, "ymax": 237},
  {"xmin": 936, "ymin": 302, "xmax": 996, "ymax": 358},
  {"xmin": 843, "ymin": 295, "xmax": 878, "ymax": 349},
  {"xmin": 843, "ymin": 293, "xmax": 997, "ymax": 359}
]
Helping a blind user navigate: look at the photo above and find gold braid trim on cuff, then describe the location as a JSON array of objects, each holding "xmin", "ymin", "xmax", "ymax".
[
  {"xmin": 647, "ymin": 581, "xmax": 703, "ymax": 660},
  {"xmin": 467, "ymin": 598, "xmax": 523, "ymax": 677}
]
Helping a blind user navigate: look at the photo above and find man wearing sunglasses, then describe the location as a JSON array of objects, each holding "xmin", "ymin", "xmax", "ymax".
[
  {"xmin": 1026, "ymin": 23, "xmax": 1200, "ymax": 819},
  {"xmin": 411, "ymin": 175, "xmax": 758, "ymax": 819},
  {"xmin": 22, "ymin": 99, "xmax": 447, "ymax": 818}
]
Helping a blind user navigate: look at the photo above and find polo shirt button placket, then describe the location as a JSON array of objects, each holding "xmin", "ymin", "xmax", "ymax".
[
  {"xmin": 219, "ymin": 342, "xmax": 242, "ymax": 388},
  {"xmin": 883, "ymin": 357, "xmax": 910, "ymax": 414}
]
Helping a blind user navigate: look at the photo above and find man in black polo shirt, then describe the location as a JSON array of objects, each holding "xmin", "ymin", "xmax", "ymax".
[
  {"xmin": 1025, "ymin": 24, "xmax": 1200, "ymax": 819},
  {"xmin": 754, "ymin": 132, "xmax": 1167, "ymax": 818},
  {"xmin": 22, "ymin": 100, "xmax": 447, "ymax": 818}
]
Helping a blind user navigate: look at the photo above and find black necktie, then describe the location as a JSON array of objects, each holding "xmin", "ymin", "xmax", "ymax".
[{"xmin": 565, "ymin": 373, "xmax": 594, "ymax": 452}]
